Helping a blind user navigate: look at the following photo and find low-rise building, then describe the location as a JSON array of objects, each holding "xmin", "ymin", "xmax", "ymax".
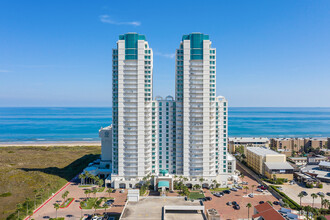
[
  {"xmin": 246, "ymin": 147, "xmax": 293, "ymax": 180},
  {"xmin": 307, "ymin": 155, "xmax": 328, "ymax": 165},
  {"xmin": 271, "ymin": 137, "xmax": 328, "ymax": 156},
  {"xmin": 246, "ymin": 147, "xmax": 286, "ymax": 175},
  {"xmin": 252, "ymin": 202, "xmax": 285, "ymax": 220},
  {"xmin": 264, "ymin": 162, "xmax": 294, "ymax": 180},
  {"xmin": 288, "ymin": 157, "xmax": 307, "ymax": 166},
  {"xmin": 228, "ymin": 137, "xmax": 270, "ymax": 154}
]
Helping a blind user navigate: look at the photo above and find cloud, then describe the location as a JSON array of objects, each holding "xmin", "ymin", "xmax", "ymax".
[
  {"xmin": 154, "ymin": 52, "xmax": 175, "ymax": 59},
  {"xmin": 99, "ymin": 15, "xmax": 141, "ymax": 27},
  {"xmin": 0, "ymin": 70, "xmax": 10, "ymax": 73}
]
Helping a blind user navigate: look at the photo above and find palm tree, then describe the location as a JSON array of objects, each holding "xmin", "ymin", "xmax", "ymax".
[
  {"xmin": 320, "ymin": 194, "xmax": 325, "ymax": 208},
  {"xmin": 199, "ymin": 178, "xmax": 205, "ymax": 188},
  {"xmin": 79, "ymin": 173, "xmax": 85, "ymax": 185},
  {"xmin": 84, "ymin": 189, "xmax": 89, "ymax": 198},
  {"xmin": 241, "ymin": 174, "xmax": 245, "ymax": 183},
  {"xmin": 98, "ymin": 179, "xmax": 104, "ymax": 188},
  {"xmin": 246, "ymin": 203, "xmax": 252, "ymax": 219},
  {"xmin": 298, "ymin": 192, "xmax": 305, "ymax": 207},
  {"xmin": 62, "ymin": 193, "xmax": 66, "ymax": 202},
  {"xmin": 323, "ymin": 199, "xmax": 329, "ymax": 209},
  {"xmin": 106, "ymin": 188, "xmax": 113, "ymax": 197},
  {"xmin": 103, "ymin": 203, "xmax": 109, "ymax": 213},
  {"xmin": 311, "ymin": 193, "xmax": 318, "ymax": 208},
  {"xmin": 212, "ymin": 180, "xmax": 217, "ymax": 191},
  {"xmin": 304, "ymin": 205, "xmax": 312, "ymax": 220},
  {"xmin": 94, "ymin": 199, "xmax": 102, "ymax": 214},
  {"xmin": 92, "ymin": 188, "xmax": 97, "ymax": 197},
  {"xmin": 251, "ymin": 185, "xmax": 256, "ymax": 193},
  {"xmin": 80, "ymin": 201, "xmax": 84, "ymax": 218},
  {"xmin": 244, "ymin": 186, "xmax": 249, "ymax": 194},
  {"xmin": 16, "ymin": 203, "xmax": 22, "ymax": 220},
  {"xmin": 53, "ymin": 203, "xmax": 60, "ymax": 218}
]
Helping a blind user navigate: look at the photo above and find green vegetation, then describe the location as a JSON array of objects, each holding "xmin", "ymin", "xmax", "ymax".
[
  {"xmin": 97, "ymin": 187, "xmax": 105, "ymax": 192},
  {"xmin": 0, "ymin": 145, "xmax": 101, "ymax": 220},
  {"xmin": 0, "ymin": 192, "xmax": 12, "ymax": 197},
  {"xmin": 189, "ymin": 192, "xmax": 205, "ymax": 200},
  {"xmin": 78, "ymin": 185, "xmax": 94, "ymax": 188},
  {"xmin": 262, "ymin": 178, "xmax": 288, "ymax": 185},
  {"xmin": 80, "ymin": 197, "xmax": 112, "ymax": 210},
  {"xmin": 212, "ymin": 187, "xmax": 230, "ymax": 192},
  {"xmin": 269, "ymin": 185, "xmax": 301, "ymax": 210},
  {"xmin": 60, "ymin": 198, "xmax": 74, "ymax": 208}
]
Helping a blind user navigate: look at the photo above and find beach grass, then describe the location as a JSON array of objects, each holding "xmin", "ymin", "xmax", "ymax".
[{"xmin": 0, "ymin": 145, "xmax": 101, "ymax": 220}]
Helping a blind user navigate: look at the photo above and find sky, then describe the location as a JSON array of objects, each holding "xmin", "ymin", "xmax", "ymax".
[{"xmin": 0, "ymin": 0, "xmax": 330, "ymax": 107}]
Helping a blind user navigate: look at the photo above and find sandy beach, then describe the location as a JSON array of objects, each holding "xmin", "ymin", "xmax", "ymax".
[{"xmin": 0, "ymin": 141, "xmax": 101, "ymax": 147}]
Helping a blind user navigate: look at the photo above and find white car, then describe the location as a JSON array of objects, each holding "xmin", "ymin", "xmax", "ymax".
[
  {"xmin": 248, "ymin": 193, "xmax": 254, "ymax": 198},
  {"xmin": 257, "ymin": 188, "xmax": 263, "ymax": 192}
]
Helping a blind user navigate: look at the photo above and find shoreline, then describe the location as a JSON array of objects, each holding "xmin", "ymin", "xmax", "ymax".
[{"xmin": 0, "ymin": 141, "xmax": 101, "ymax": 147}]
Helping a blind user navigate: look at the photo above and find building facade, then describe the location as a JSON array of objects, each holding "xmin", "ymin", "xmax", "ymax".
[
  {"xmin": 228, "ymin": 137, "xmax": 270, "ymax": 154},
  {"xmin": 99, "ymin": 33, "xmax": 235, "ymax": 188},
  {"xmin": 246, "ymin": 147, "xmax": 293, "ymax": 180}
]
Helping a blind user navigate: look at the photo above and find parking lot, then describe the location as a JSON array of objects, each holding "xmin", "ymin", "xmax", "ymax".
[
  {"xmin": 279, "ymin": 183, "xmax": 330, "ymax": 208},
  {"xmin": 32, "ymin": 177, "xmax": 127, "ymax": 220},
  {"xmin": 203, "ymin": 168, "xmax": 280, "ymax": 220}
]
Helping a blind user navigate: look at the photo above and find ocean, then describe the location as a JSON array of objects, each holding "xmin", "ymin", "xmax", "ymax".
[{"xmin": 0, "ymin": 107, "xmax": 329, "ymax": 143}]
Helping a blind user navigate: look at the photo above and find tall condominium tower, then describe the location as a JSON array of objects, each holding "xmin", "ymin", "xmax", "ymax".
[
  {"xmin": 111, "ymin": 33, "xmax": 153, "ymax": 186},
  {"xmin": 175, "ymin": 33, "xmax": 227, "ymax": 180},
  {"xmin": 97, "ymin": 32, "xmax": 235, "ymax": 189}
]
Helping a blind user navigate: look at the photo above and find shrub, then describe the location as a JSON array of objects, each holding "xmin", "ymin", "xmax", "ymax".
[
  {"xmin": 269, "ymin": 185, "xmax": 301, "ymax": 210},
  {"xmin": 318, "ymin": 183, "xmax": 323, "ymax": 189},
  {"xmin": 316, "ymin": 216, "xmax": 327, "ymax": 220},
  {"xmin": 0, "ymin": 192, "xmax": 12, "ymax": 197},
  {"xmin": 306, "ymin": 183, "xmax": 313, "ymax": 188}
]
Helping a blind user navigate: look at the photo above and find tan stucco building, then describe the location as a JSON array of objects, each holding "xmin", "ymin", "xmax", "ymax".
[{"xmin": 246, "ymin": 147, "xmax": 293, "ymax": 180}]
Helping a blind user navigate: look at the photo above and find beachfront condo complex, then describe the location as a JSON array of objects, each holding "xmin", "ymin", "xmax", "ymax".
[{"xmin": 97, "ymin": 33, "xmax": 236, "ymax": 189}]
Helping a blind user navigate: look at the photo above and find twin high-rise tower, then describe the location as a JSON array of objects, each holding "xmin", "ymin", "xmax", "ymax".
[{"xmin": 99, "ymin": 33, "xmax": 236, "ymax": 189}]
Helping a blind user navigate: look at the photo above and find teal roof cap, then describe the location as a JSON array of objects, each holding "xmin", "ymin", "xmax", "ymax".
[{"xmin": 182, "ymin": 33, "xmax": 209, "ymax": 41}]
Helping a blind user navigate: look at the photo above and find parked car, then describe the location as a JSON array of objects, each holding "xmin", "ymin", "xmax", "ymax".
[
  {"xmin": 301, "ymin": 191, "xmax": 308, "ymax": 196},
  {"xmin": 214, "ymin": 193, "xmax": 222, "ymax": 197},
  {"xmin": 327, "ymin": 192, "xmax": 330, "ymax": 196},
  {"xmin": 248, "ymin": 193, "xmax": 254, "ymax": 198},
  {"xmin": 273, "ymin": 201, "xmax": 280, "ymax": 205},
  {"xmin": 259, "ymin": 201, "xmax": 265, "ymax": 204},
  {"xmin": 205, "ymin": 197, "xmax": 212, "ymax": 201},
  {"xmin": 261, "ymin": 185, "xmax": 268, "ymax": 190},
  {"xmin": 231, "ymin": 188, "xmax": 238, "ymax": 192},
  {"xmin": 234, "ymin": 204, "xmax": 240, "ymax": 210},
  {"xmin": 242, "ymin": 182, "xmax": 248, "ymax": 185},
  {"xmin": 236, "ymin": 186, "xmax": 243, "ymax": 190},
  {"xmin": 318, "ymin": 192, "xmax": 325, "ymax": 196},
  {"xmin": 105, "ymin": 199, "xmax": 114, "ymax": 206},
  {"xmin": 232, "ymin": 201, "xmax": 237, "ymax": 205},
  {"xmin": 223, "ymin": 190, "xmax": 231, "ymax": 194},
  {"xmin": 257, "ymin": 188, "xmax": 264, "ymax": 192},
  {"xmin": 226, "ymin": 201, "xmax": 232, "ymax": 206}
]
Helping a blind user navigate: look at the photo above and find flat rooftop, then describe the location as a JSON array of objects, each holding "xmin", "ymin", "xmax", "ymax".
[
  {"xmin": 264, "ymin": 162, "xmax": 294, "ymax": 170},
  {"xmin": 247, "ymin": 147, "xmax": 280, "ymax": 156},
  {"xmin": 120, "ymin": 197, "xmax": 204, "ymax": 220},
  {"xmin": 229, "ymin": 137, "xmax": 269, "ymax": 143}
]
